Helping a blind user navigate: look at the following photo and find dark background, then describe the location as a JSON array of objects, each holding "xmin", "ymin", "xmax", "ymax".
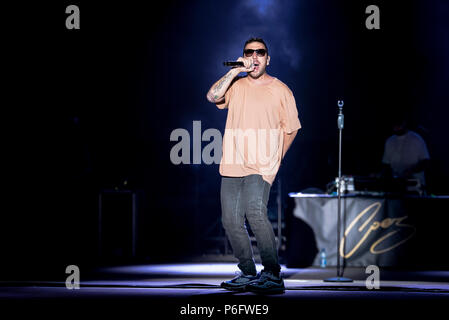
[{"xmin": 2, "ymin": 0, "xmax": 449, "ymax": 279}]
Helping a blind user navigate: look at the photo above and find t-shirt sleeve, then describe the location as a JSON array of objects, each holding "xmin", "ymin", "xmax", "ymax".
[
  {"xmin": 416, "ymin": 136, "xmax": 430, "ymax": 161},
  {"xmin": 280, "ymin": 87, "xmax": 301, "ymax": 134}
]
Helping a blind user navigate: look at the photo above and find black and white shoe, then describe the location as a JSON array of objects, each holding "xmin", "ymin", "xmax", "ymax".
[
  {"xmin": 221, "ymin": 272, "xmax": 259, "ymax": 291},
  {"xmin": 247, "ymin": 270, "xmax": 285, "ymax": 294}
]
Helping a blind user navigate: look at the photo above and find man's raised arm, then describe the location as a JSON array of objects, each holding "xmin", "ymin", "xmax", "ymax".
[{"xmin": 206, "ymin": 57, "xmax": 254, "ymax": 103}]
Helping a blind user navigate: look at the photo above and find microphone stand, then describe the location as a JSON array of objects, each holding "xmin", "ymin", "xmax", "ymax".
[{"xmin": 324, "ymin": 100, "xmax": 353, "ymax": 283}]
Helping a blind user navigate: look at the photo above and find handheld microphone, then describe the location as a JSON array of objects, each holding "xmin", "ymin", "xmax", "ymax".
[{"xmin": 223, "ymin": 61, "xmax": 244, "ymax": 67}]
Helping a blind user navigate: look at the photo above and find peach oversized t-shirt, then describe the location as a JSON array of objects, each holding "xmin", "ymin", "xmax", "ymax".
[{"xmin": 216, "ymin": 76, "xmax": 301, "ymax": 185}]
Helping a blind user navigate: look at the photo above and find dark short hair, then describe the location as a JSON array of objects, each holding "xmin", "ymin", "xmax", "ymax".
[
  {"xmin": 243, "ymin": 37, "xmax": 269, "ymax": 55},
  {"xmin": 391, "ymin": 112, "xmax": 408, "ymax": 127}
]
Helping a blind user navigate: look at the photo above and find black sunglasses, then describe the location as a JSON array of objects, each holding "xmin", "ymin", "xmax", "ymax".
[{"xmin": 243, "ymin": 49, "xmax": 267, "ymax": 57}]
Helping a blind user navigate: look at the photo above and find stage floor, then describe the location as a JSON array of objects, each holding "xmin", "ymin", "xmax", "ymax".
[{"xmin": 1, "ymin": 262, "xmax": 449, "ymax": 316}]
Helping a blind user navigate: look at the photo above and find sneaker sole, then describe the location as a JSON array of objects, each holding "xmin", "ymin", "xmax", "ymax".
[
  {"xmin": 247, "ymin": 283, "xmax": 285, "ymax": 294},
  {"xmin": 220, "ymin": 283, "xmax": 248, "ymax": 292}
]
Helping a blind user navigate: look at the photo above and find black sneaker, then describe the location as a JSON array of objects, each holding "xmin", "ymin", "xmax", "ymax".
[
  {"xmin": 247, "ymin": 270, "xmax": 285, "ymax": 294},
  {"xmin": 221, "ymin": 272, "xmax": 259, "ymax": 291}
]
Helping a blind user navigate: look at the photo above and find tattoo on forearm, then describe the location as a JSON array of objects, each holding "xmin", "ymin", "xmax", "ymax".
[
  {"xmin": 208, "ymin": 71, "xmax": 235, "ymax": 102},
  {"xmin": 215, "ymin": 72, "xmax": 232, "ymax": 92}
]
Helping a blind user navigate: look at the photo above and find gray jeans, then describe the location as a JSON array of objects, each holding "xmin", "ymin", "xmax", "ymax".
[{"xmin": 221, "ymin": 174, "xmax": 280, "ymax": 276}]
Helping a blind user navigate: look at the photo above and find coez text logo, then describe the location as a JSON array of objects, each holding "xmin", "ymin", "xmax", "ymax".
[{"xmin": 340, "ymin": 202, "xmax": 416, "ymax": 258}]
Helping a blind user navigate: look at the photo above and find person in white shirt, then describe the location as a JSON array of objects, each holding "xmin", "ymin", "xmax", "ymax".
[{"xmin": 382, "ymin": 117, "xmax": 430, "ymax": 190}]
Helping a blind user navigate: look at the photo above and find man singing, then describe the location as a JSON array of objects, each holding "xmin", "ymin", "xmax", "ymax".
[{"xmin": 206, "ymin": 38, "xmax": 301, "ymax": 293}]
